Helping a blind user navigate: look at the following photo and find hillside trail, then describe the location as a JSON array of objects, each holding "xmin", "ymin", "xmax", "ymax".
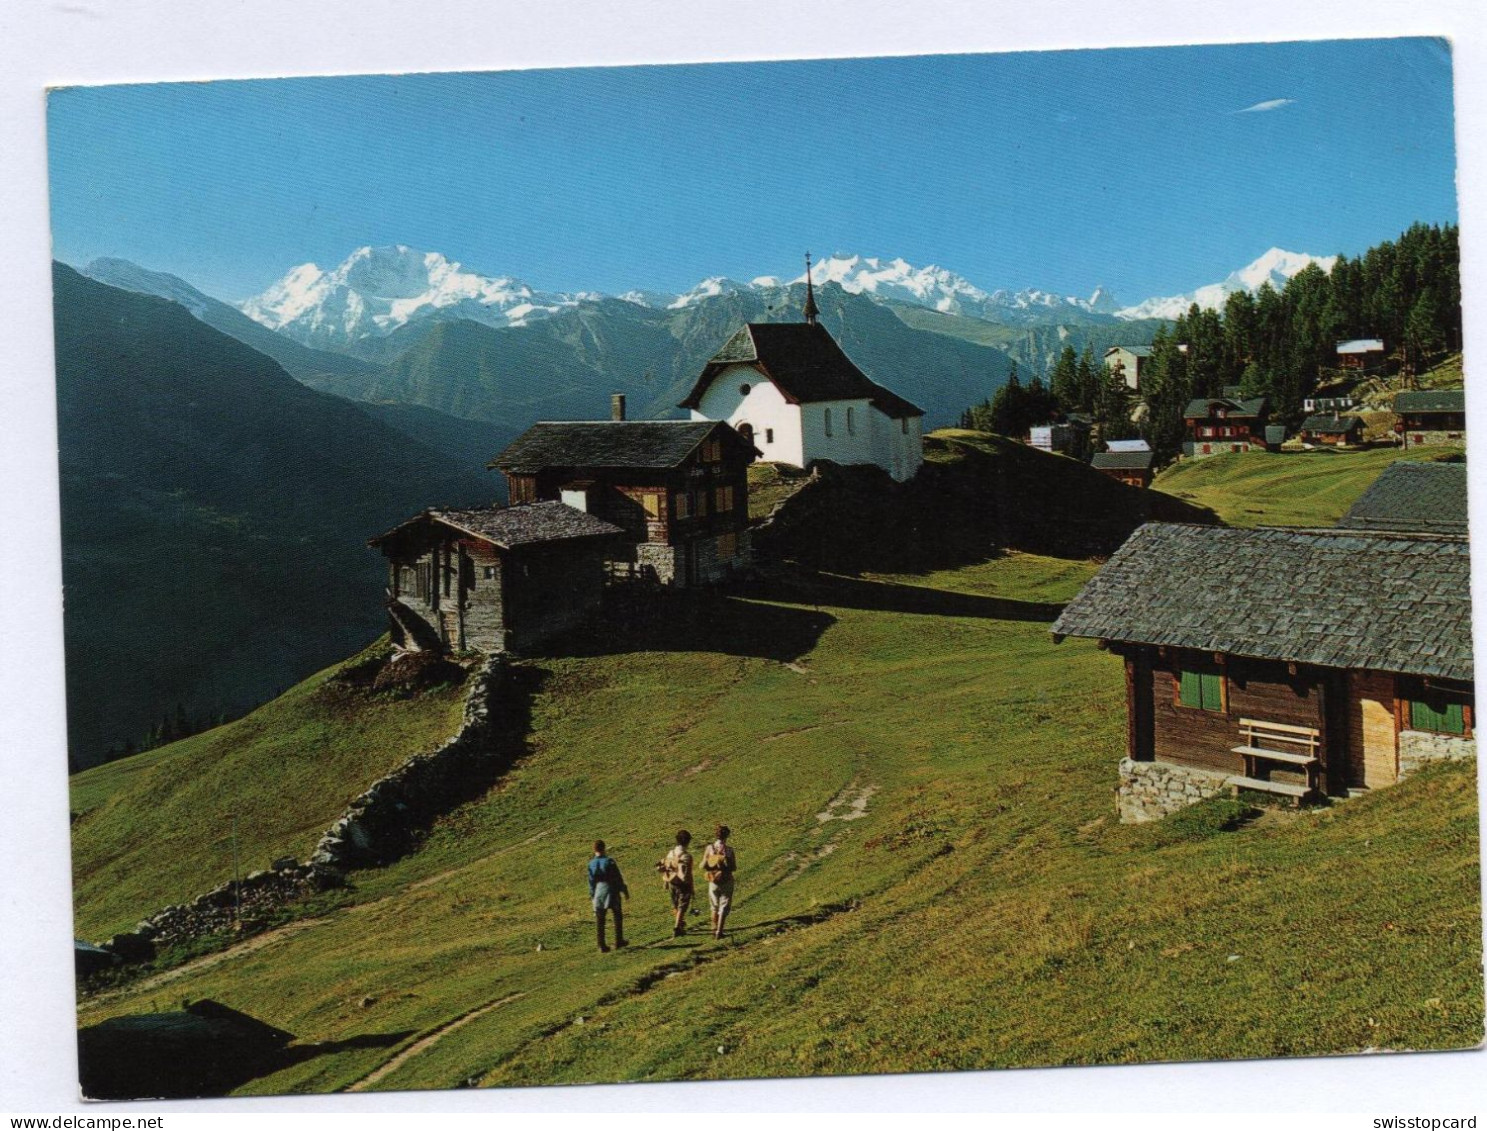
[{"xmin": 344, "ymin": 992, "xmax": 527, "ymax": 1092}]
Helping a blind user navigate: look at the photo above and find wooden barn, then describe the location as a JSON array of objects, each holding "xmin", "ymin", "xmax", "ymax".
[
  {"xmin": 1336, "ymin": 338, "xmax": 1386, "ymax": 372},
  {"xmin": 369, "ymin": 503, "xmax": 625, "ymax": 655},
  {"xmin": 1395, "ymin": 389, "xmax": 1466, "ymax": 449},
  {"xmin": 1091, "ymin": 449, "xmax": 1155, "ymax": 488},
  {"xmin": 1181, "ymin": 390, "xmax": 1269, "ymax": 459},
  {"xmin": 1051, "ymin": 523, "xmax": 1474, "ymax": 822},
  {"xmin": 1336, "ymin": 460, "xmax": 1467, "ymax": 536},
  {"xmin": 1298, "ymin": 413, "xmax": 1365, "ymax": 446},
  {"xmin": 491, "ymin": 414, "xmax": 758, "ymax": 587}
]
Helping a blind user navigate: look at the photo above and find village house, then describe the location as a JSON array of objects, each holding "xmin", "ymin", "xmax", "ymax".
[
  {"xmin": 1181, "ymin": 389, "xmax": 1270, "ymax": 459},
  {"xmin": 1091, "ymin": 447, "xmax": 1155, "ymax": 488},
  {"xmin": 1336, "ymin": 338, "xmax": 1387, "ymax": 372},
  {"xmin": 491, "ymin": 409, "xmax": 758, "ymax": 587},
  {"xmin": 1104, "ymin": 345, "xmax": 1150, "ymax": 392},
  {"xmin": 1028, "ymin": 414, "xmax": 1092, "ymax": 456},
  {"xmin": 1336, "ymin": 460, "xmax": 1468, "ymax": 536},
  {"xmin": 678, "ymin": 269, "xmax": 925, "ymax": 482},
  {"xmin": 369, "ymin": 503, "xmax": 625, "ymax": 655},
  {"xmin": 1051, "ymin": 523, "xmax": 1474, "ymax": 822},
  {"xmin": 1395, "ymin": 388, "xmax": 1466, "ymax": 449},
  {"xmin": 1303, "ymin": 393, "xmax": 1361, "ymax": 414},
  {"xmin": 1298, "ymin": 412, "xmax": 1365, "ymax": 447}
]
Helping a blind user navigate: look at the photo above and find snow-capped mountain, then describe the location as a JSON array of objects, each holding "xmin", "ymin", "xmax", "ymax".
[
  {"xmin": 238, "ymin": 242, "xmax": 1340, "ymax": 350},
  {"xmin": 1114, "ymin": 247, "xmax": 1338, "ymax": 321},
  {"xmin": 240, "ymin": 245, "xmax": 586, "ymax": 346}
]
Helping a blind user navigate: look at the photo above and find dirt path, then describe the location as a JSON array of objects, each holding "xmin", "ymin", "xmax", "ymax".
[{"xmin": 344, "ymin": 992, "xmax": 527, "ymax": 1092}]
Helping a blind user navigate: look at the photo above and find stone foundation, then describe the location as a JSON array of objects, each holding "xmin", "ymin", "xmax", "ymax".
[
  {"xmin": 1398, "ymin": 729, "xmax": 1477, "ymax": 778},
  {"xmin": 1117, "ymin": 758, "xmax": 1231, "ymax": 823},
  {"xmin": 634, "ymin": 543, "xmax": 678, "ymax": 585},
  {"xmin": 1402, "ymin": 430, "xmax": 1465, "ymax": 448}
]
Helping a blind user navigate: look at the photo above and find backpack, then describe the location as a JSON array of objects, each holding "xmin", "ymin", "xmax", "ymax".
[{"xmin": 702, "ymin": 842, "xmax": 733, "ymax": 882}]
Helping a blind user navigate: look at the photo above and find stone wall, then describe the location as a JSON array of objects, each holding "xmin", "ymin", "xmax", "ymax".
[
  {"xmin": 635, "ymin": 542, "xmax": 678, "ymax": 585},
  {"xmin": 1117, "ymin": 757, "xmax": 1231, "ymax": 823},
  {"xmin": 97, "ymin": 657, "xmax": 510, "ymax": 963},
  {"xmin": 1403, "ymin": 429, "xmax": 1466, "ymax": 448},
  {"xmin": 1398, "ymin": 729, "xmax": 1477, "ymax": 778}
]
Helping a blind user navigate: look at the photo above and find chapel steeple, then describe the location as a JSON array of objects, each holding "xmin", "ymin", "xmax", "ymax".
[{"xmin": 802, "ymin": 251, "xmax": 819, "ymax": 326}]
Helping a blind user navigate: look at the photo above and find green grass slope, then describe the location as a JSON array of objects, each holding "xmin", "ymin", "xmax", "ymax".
[
  {"xmin": 70, "ymin": 643, "xmax": 469, "ymax": 941},
  {"xmin": 75, "ymin": 555, "xmax": 1481, "ymax": 1092},
  {"xmin": 1154, "ymin": 446, "xmax": 1465, "ymax": 528}
]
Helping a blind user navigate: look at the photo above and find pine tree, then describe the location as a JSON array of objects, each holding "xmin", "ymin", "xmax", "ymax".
[{"xmin": 1049, "ymin": 345, "xmax": 1080, "ymax": 412}]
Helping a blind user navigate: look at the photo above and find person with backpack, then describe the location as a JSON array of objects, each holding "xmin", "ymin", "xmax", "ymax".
[
  {"xmin": 656, "ymin": 829, "xmax": 695, "ymax": 937},
  {"xmin": 587, "ymin": 839, "xmax": 629, "ymax": 953},
  {"xmin": 701, "ymin": 825, "xmax": 737, "ymax": 940}
]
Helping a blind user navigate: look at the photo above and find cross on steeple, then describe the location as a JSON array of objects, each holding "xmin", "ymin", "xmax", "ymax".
[{"xmin": 803, "ymin": 251, "xmax": 819, "ymax": 326}]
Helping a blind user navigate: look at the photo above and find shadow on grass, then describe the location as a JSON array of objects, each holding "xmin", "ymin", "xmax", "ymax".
[
  {"xmin": 537, "ymin": 588, "xmax": 836, "ymax": 665},
  {"xmin": 78, "ymin": 998, "xmax": 414, "ymax": 1100},
  {"xmin": 750, "ymin": 570, "xmax": 1067, "ymax": 623}
]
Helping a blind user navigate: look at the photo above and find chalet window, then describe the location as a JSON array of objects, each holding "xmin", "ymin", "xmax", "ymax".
[
  {"xmin": 824, "ymin": 408, "xmax": 833, "ymax": 437},
  {"xmin": 674, "ymin": 491, "xmax": 691, "ymax": 519},
  {"xmin": 701, "ymin": 439, "xmax": 723, "ymax": 463},
  {"xmin": 766, "ymin": 428, "xmax": 775, "ymax": 444},
  {"xmin": 901, "ymin": 418, "xmax": 909, "ymax": 435},
  {"xmin": 695, "ymin": 490, "xmax": 710, "ymax": 517},
  {"xmin": 641, "ymin": 493, "xmax": 662, "ymax": 519},
  {"xmin": 1403, "ymin": 680, "xmax": 1474, "ymax": 737},
  {"xmin": 1176, "ymin": 666, "xmax": 1225, "ymax": 712},
  {"xmin": 715, "ymin": 485, "xmax": 734, "ymax": 512},
  {"xmin": 847, "ymin": 407, "xmax": 856, "ymax": 435},
  {"xmin": 717, "ymin": 532, "xmax": 737, "ymax": 559},
  {"xmin": 483, "ymin": 565, "xmax": 496, "ymax": 580}
]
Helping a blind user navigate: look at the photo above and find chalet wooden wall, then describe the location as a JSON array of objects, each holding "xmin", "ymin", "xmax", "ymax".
[{"xmin": 1346, "ymin": 671, "xmax": 1399, "ymax": 789}]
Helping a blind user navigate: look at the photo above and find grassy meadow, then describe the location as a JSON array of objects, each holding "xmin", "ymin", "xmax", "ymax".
[
  {"xmin": 1153, "ymin": 445, "xmax": 1465, "ymax": 528},
  {"xmin": 71, "ymin": 548, "xmax": 1483, "ymax": 1093}
]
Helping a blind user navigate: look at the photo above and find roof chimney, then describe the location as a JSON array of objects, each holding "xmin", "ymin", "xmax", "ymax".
[{"xmin": 611, "ymin": 393, "xmax": 626, "ymax": 422}]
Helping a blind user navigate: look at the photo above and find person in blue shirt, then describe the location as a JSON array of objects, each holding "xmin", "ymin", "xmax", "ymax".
[{"xmin": 587, "ymin": 840, "xmax": 629, "ymax": 952}]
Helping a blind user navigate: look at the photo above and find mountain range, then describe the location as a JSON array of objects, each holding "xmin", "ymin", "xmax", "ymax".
[{"xmin": 234, "ymin": 245, "xmax": 1337, "ymax": 348}]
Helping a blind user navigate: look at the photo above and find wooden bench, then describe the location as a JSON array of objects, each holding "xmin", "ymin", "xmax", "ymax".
[{"xmin": 1229, "ymin": 718, "xmax": 1320, "ymax": 799}]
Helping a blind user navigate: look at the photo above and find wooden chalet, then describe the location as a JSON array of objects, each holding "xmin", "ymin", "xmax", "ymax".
[
  {"xmin": 1298, "ymin": 413, "xmax": 1365, "ymax": 446},
  {"xmin": 369, "ymin": 503, "xmax": 625, "ymax": 655},
  {"xmin": 1395, "ymin": 389, "xmax": 1466, "ymax": 449},
  {"xmin": 1052, "ymin": 523, "xmax": 1474, "ymax": 822},
  {"xmin": 1336, "ymin": 461, "xmax": 1468, "ymax": 537},
  {"xmin": 1181, "ymin": 390, "xmax": 1269, "ymax": 459},
  {"xmin": 1091, "ymin": 449, "xmax": 1155, "ymax": 488},
  {"xmin": 1336, "ymin": 338, "xmax": 1386, "ymax": 372},
  {"xmin": 491, "ymin": 412, "xmax": 758, "ymax": 587}
]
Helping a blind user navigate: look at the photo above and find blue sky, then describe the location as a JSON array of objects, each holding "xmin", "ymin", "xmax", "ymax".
[{"xmin": 47, "ymin": 38, "xmax": 1457, "ymax": 306}]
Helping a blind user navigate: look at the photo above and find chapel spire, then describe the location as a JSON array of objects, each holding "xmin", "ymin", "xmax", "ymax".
[{"xmin": 802, "ymin": 251, "xmax": 819, "ymax": 326}]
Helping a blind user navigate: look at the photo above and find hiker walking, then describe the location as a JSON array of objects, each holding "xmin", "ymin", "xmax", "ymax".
[
  {"xmin": 702, "ymin": 825, "xmax": 737, "ymax": 940},
  {"xmin": 588, "ymin": 839, "xmax": 629, "ymax": 953},
  {"xmin": 657, "ymin": 829, "xmax": 695, "ymax": 937}
]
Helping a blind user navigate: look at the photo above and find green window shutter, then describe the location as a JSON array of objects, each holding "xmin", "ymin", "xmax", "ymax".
[
  {"xmin": 1411, "ymin": 698, "xmax": 1466, "ymax": 735},
  {"xmin": 1180, "ymin": 669, "xmax": 1202, "ymax": 708},
  {"xmin": 1201, "ymin": 671, "xmax": 1224, "ymax": 711}
]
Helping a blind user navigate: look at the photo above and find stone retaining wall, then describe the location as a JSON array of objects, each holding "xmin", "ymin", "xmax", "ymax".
[
  {"xmin": 1117, "ymin": 758, "xmax": 1231, "ymax": 823},
  {"xmin": 99, "ymin": 657, "xmax": 508, "ymax": 962},
  {"xmin": 1398, "ymin": 729, "xmax": 1477, "ymax": 779}
]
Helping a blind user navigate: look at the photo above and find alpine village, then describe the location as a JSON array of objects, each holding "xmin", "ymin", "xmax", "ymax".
[{"xmin": 63, "ymin": 224, "xmax": 1480, "ymax": 1098}]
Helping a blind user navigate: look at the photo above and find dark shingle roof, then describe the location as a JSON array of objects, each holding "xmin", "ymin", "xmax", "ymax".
[
  {"xmin": 1395, "ymin": 389, "xmax": 1466, "ymax": 413},
  {"xmin": 371, "ymin": 502, "xmax": 623, "ymax": 551},
  {"xmin": 1106, "ymin": 345, "xmax": 1153, "ymax": 358},
  {"xmin": 1092, "ymin": 451, "xmax": 1154, "ymax": 471},
  {"xmin": 1299, "ymin": 414, "xmax": 1364, "ymax": 434},
  {"xmin": 1051, "ymin": 523, "xmax": 1473, "ymax": 680},
  {"xmin": 491, "ymin": 421, "xmax": 738, "ymax": 473},
  {"xmin": 1337, "ymin": 462, "xmax": 1469, "ymax": 536},
  {"xmin": 678, "ymin": 322, "xmax": 924, "ymax": 419},
  {"xmin": 1183, "ymin": 395, "xmax": 1267, "ymax": 419}
]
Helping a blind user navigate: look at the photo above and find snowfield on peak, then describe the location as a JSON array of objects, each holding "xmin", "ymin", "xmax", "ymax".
[
  {"xmin": 1114, "ymin": 247, "xmax": 1338, "ymax": 321},
  {"xmin": 239, "ymin": 245, "xmax": 584, "ymax": 345}
]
